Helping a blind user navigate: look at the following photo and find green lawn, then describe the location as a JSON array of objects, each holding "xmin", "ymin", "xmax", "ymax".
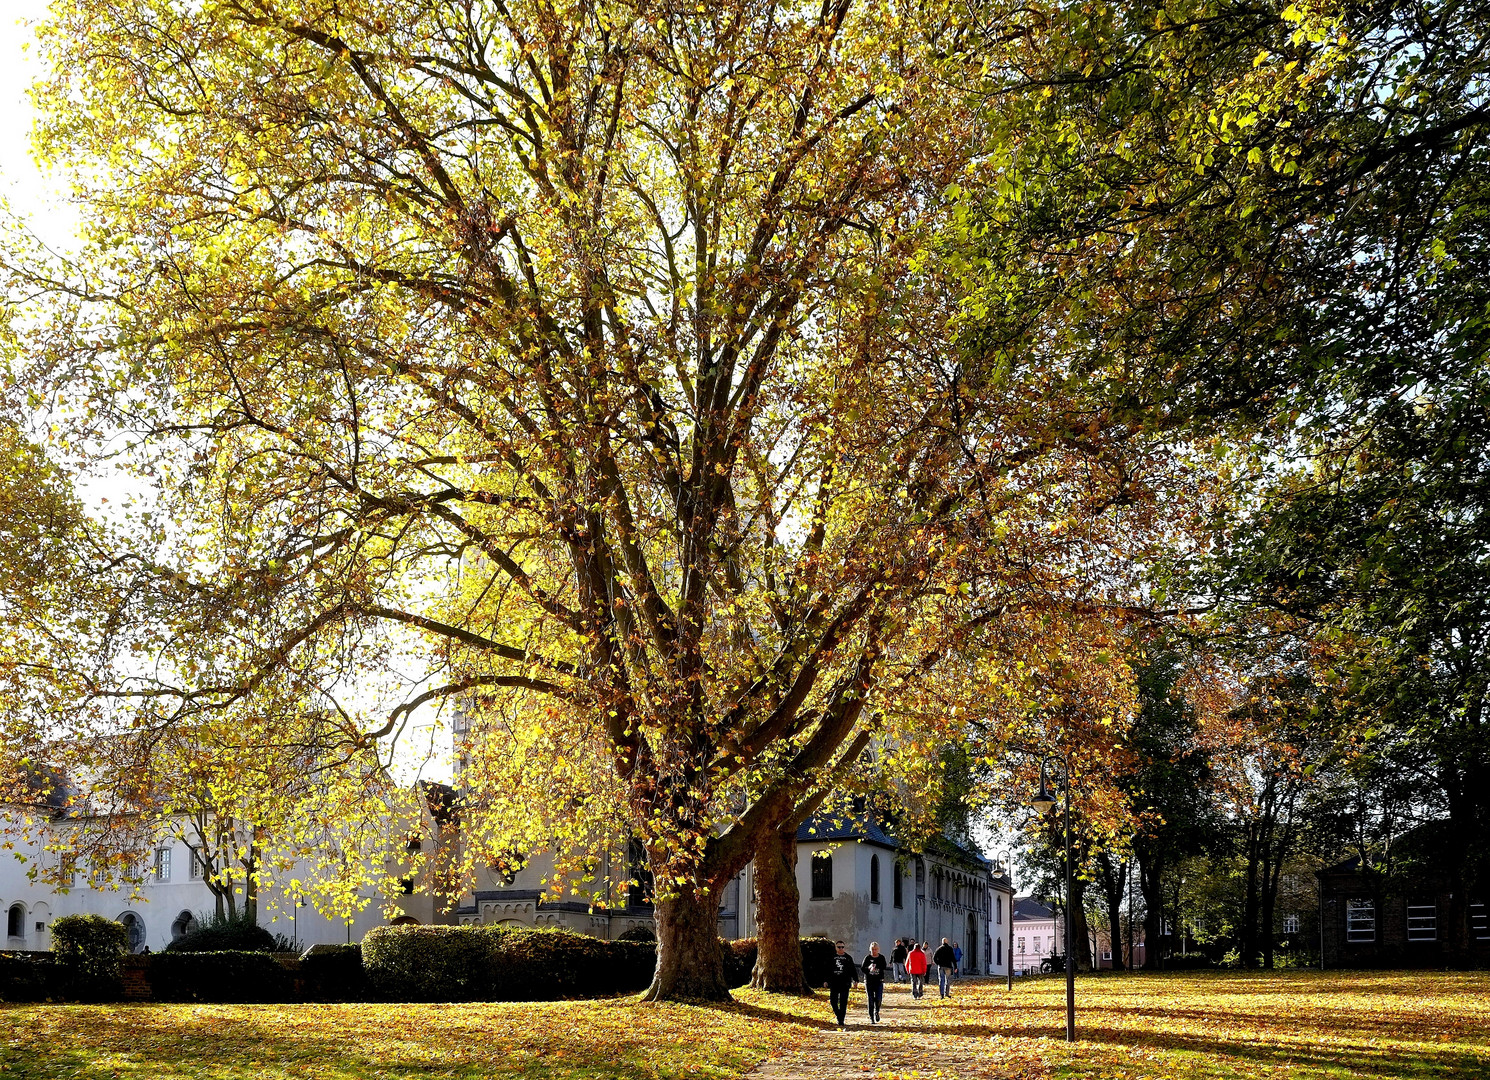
[{"xmin": 0, "ymin": 971, "xmax": 1485, "ymax": 1079}]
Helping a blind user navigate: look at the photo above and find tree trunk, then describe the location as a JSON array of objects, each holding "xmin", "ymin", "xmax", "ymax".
[
  {"xmin": 1138, "ymin": 851, "xmax": 1165, "ymax": 970},
  {"xmin": 244, "ymin": 870, "xmax": 258, "ymax": 924},
  {"xmin": 1260, "ymin": 852, "xmax": 1277, "ymax": 970},
  {"xmin": 1069, "ymin": 872, "xmax": 1093, "ymax": 972},
  {"xmin": 1095, "ymin": 852, "xmax": 1126, "ymax": 970},
  {"xmin": 642, "ymin": 886, "xmax": 730, "ymax": 1001},
  {"xmin": 1241, "ymin": 815, "xmax": 1262, "ymax": 969},
  {"xmin": 750, "ymin": 825, "xmax": 809, "ymax": 993}
]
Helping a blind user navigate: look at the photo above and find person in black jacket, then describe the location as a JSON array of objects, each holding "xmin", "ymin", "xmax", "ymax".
[
  {"xmin": 825, "ymin": 940, "xmax": 859, "ymax": 1028},
  {"xmin": 932, "ymin": 938, "xmax": 957, "ymax": 998},
  {"xmin": 891, "ymin": 938, "xmax": 908, "ymax": 983},
  {"xmin": 861, "ymin": 942, "xmax": 890, "ymax": 1022}
]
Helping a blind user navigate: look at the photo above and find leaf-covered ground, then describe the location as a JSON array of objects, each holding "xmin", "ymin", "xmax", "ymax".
[{"xmin": 0, "ymin": 972, "xmax": 1486, "ymax": 1079}]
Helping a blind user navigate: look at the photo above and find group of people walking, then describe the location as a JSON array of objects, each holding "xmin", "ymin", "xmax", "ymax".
[{"xmin": 823, "ymin": 937, "xmax": 963, "ymax": 1028}]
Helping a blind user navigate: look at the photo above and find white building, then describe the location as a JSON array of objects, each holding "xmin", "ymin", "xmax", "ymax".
[
  {"xmin": 738, "ymin": 814, "xmax": 1013, "ymax": 977},
  {"xmin": 1012, "ymin": 896, "xmax": 1059, "ymax": 974},
  {"xmin": 0, "ymin": 772, "xmax": 448, "ymax": 953}
]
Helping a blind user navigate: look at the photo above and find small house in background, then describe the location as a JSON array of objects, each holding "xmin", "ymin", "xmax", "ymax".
[
  {"xmin": 1012, "ymin": 896, "xmax": 1058, "ymax": 974},
  {"xmin": 1317, "ymin": 821, "xmax": 1490, "ymax": 968}
]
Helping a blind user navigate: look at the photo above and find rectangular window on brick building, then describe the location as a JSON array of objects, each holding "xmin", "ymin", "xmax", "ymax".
[{"xmin": 1346, "ymin": 899, "xmax": 1376, "ymax": 943}]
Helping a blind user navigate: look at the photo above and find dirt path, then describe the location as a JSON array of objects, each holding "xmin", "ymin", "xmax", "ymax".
[{"xmin": 747, "ymin": 980, "xmax": 1019, "ymax": 1079}]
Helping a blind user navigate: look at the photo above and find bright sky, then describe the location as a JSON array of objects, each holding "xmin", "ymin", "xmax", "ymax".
[{"xmin": 1, "ymin": 2, "xmax": 78, "ymax": 251}]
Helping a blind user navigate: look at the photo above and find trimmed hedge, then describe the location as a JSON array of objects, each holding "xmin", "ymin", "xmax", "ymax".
[
  {"xmin": 0, "ymin": 952, "xmax": 74, "ymax": 1002},
  {"xmin": 164, "ymin": 915, "xmax": 277, "ymax": 954},
  {"xmin": 800, "ymin": 937, "xmax": 838, "ymax": 988},
  {"xmin": 723, "ymin": 938, "xmax": 757, "ymax": 989},
  {"xmin": 145, "ymin": 951, "xmax": 294, "ymax": 1003},
  {"xmin": 51, "ymin": 914, "xmax": 127, "ymax": 999},
  {"xmin": 362, "ymin": 925, "xmax": 655, "ymax": 1002},
  {"xmin": 300, "ymin": 943, "xmax": 366, "ymax": 1002}
]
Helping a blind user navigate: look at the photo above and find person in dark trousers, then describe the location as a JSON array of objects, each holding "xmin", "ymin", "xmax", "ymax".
[
  {"xmin": 933, "ymin": 938, "xmax": 957, "ymax": 998},
  {"xmin": 906, "ymin": 940, "xmax": 928, "ymax": 998},
  {"xmin": 825, "ymin": 940, "xmax": 859, "ymax": 1028},
  {"xmin": 952, "ymin": 942, "xmax": 963, "ymax": 978},
  {"xmin": 891, "ymin": 938, "xmax": 908, "ymax": 983},
  {"xmin": 861, "ymin": 941, "xmax": 889, "ymax": 1023}
]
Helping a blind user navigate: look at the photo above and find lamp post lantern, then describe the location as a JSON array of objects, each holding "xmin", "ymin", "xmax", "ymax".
[{"xmin": 1032, "ymin": 756, "xmax": 1076, "ymax": 1043}]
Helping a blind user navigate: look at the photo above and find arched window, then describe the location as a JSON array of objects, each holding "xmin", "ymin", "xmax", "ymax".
[
  {"xmin": 6, "ymin": 904, "xmax": 24, "ymax": 939},
  {"xmin": 870, "ymin": 855, "xmax": 881, "ymax": 904},
  {"xmin": 117, "ymin": 912, "xmax": 145, "ymax": 953},
  {"xmin": 893, "ymin": 865, "xmax": 904, "ymax": 909},
  {"xmin": 810, "ymin": 852, "xmax": 833, "ymax": 899},
  {"xmin": 171, "ymin": 911, "xmax": 197, "ymax": 941},
  {"xmin": 997, "ymin": 937, "xmax": 1003, "ymax": 965}
]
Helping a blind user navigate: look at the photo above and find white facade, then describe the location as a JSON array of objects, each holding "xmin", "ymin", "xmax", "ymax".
[
  {"xmin": 734, "ymin": 826, "xmax": 1013, "ymax": 976},
  {"xmin": 0, "ymin": 787, "xmax": 446, "ymax": 954},
  {"xmin": 1011, "ymin": 896, "xmax": 1059, "ymax": 974}
]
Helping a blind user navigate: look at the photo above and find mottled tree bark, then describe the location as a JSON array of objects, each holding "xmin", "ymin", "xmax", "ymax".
[
  {"xmin": 643, "ymin": 887, "xmax": 729, "ymax": 1001},
  {"xmin": 750, "ymin": 825, "xmax": 809, "ymax": 993}
]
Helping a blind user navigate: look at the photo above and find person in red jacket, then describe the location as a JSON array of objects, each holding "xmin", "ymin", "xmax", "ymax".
[{"xmin": 905, "ymin": 940, "xmax": 929, "ymax": 999}]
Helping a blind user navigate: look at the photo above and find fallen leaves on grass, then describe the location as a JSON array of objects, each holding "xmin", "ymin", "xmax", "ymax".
[
  {"xmin": 0, "ymin": 993, "xmax": 813, "ymax": 1080},
  {"xmin": 0, "ymin": 973, "xmax": 1486, "ymax": 1080}
]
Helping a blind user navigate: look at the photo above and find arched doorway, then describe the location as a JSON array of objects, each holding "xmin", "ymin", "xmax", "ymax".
[
  {"xmin": 7, "ymin": 903, "xmax": 25, "ymax": 942},
  {"xmin": 966, "ymin": 912, "xmax": 978, "ymax": 971},
  {"xmin": 171, "ymin": 911, "xmax": 198, "ymax": 941},
  {"xmin": 390, "ymin": 915, "xmax": 420, "ymax": 926}
]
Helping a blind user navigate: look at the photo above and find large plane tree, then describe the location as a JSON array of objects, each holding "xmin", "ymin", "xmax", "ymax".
[{"xmin": 10, "ymin": 0, "xmax": 1199, "ymax": 999}]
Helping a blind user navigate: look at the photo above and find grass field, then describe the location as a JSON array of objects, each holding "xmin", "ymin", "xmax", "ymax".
[{"xmin": 0, "ymin": 971, "xmax": 1485, "ymax": 1079}]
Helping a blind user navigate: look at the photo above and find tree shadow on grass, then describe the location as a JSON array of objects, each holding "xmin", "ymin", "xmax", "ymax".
[
  {"xmin": 956, "ymin": 1000, "xmax": 1489, "ymax": 1043},
  {"xmin": 717, "ymin": 998, "xmax": 838, "ymax": 1032},
  {"xmin": 819, "ymin": 1012, "xmax": 1490, "ymax": 1080},
  {"xmin": 0, "ymin": 1004, "xmax": 779, "ymax": 1080}
]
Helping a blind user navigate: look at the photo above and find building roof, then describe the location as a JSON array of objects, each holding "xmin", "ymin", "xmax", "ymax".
[
  {"xmin": 1315, "ymin": 819, "xmax": 1473, "ymax": 880},
  {"xmin": 796, "ymin": 810, "xmax": 899, "ymax": 851},
  {"xmin": 795, "ymin": 811, "xmax": 1001, "ymax": 879},
  {"xmin": 1012, "ymin": 896, "xmax": 1055, "ymax": 921},
  {"xmin": 419, "ymin": 780, "xmax": 459, "ymax": 826},
  {"xmin": 2, "ymin": 762, "xmax": 78, "ymax": 819}
]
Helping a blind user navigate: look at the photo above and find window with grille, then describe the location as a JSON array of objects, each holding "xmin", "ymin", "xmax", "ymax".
[
  {"xmin": 154, "ymin": 848, "xmax": 171, "ymax": 882},
  {"xmin": 1017, "ymin": 936, "xmax": 1025, "ymax": 954},
  {"xmin": 1346, "ymin": 899, "xmax": 1376, "ymax": 943},
  {"xmin": 1283, "ymin": 914, "xmax": 1300, "ymax": 934},
  {"xmin": 810, "ymin": 852, "xmax": 833, "ymax": 899},
  {"xmin": 1471, "ymin": 902, "xmax": 1489, "ymax": 940},
  {"xmin": 1407, "ymin": 903, "xmax": 1437, "ymax": 942}
]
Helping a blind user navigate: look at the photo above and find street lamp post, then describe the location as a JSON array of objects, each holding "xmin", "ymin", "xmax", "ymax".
[
  {"xmin": 998, "ymin": 851, "xmax": 1013, "ymax": 992},
  {"xmin": 1032, "ymin": 757, "xmax": 1076, "ymax": 1043}
]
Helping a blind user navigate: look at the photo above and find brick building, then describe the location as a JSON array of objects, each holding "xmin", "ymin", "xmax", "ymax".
[{"xmin": 1317, "ymin": 825, "xmax": 1490, "ymax": 968}]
